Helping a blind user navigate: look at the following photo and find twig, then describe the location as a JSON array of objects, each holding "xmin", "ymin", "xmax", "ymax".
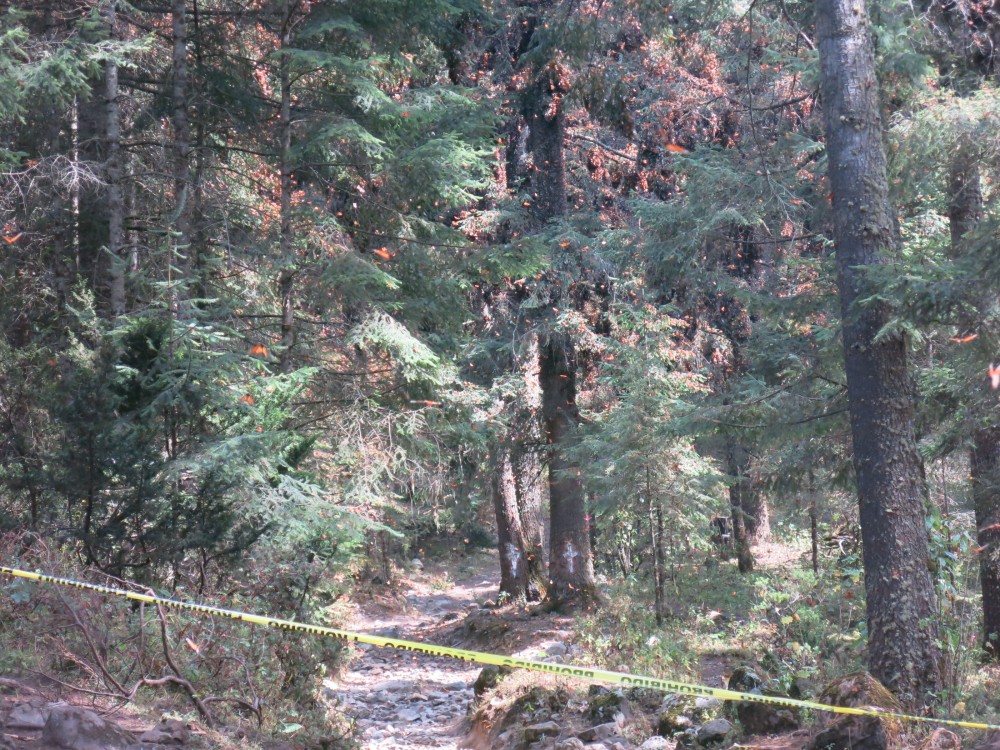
[
  {"xmin": 150, "ymin": 599, "xmax": 217, "ymax": 728},
  {"xmin": 55, "ymin": 589, "xmax": 129, "ymax": 696}
]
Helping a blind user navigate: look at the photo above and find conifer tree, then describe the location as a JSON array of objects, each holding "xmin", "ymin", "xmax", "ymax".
[{"xmin": 816, "ymin": 0, "xmax": 941, "ymax": 704}]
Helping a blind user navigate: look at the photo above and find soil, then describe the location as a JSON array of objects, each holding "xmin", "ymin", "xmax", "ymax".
[
  {"xmin": 325, "ymin": 547, "xmax": 578, "ymax": 749},
  {"xmin": 323, "ymin": 550, "xmax": 497, "ymax": 749},
  {"xmin": 0, "ymin": 676, "xmax": 167, "ymax": 749}
]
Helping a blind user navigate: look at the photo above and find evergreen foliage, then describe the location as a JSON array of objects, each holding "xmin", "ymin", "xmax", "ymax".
[{"xmin": 0, "ymin": 0, "xmax": 998, "ymax": 724}]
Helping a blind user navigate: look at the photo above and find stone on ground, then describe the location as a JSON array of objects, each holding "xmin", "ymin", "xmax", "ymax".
[
  {"xmin": 916, "ymin": 728, "xmax": 961, "ymax": 750},
  {"xmin": 42, "ymin": 705, "xmax": 136, "ymax": 750},
  {"xmin": 805, "ymin": 672, "xmax": 902, "ymax": 750}
]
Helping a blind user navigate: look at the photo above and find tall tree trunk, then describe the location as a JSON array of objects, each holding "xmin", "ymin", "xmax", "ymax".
[
  {"xmin": 278, "ymin": 5, "xmax": 296, "ymax": 373},
  {"xmin": 492, "ymin": 446, "xmax": 531, "ymax": 603},
  {"xmin": 105, "ymin": 0, "xmax": 125, "ymax": 317},
  {"xmin": 745, "ymin": 487, "xmax": 770, "ymax": 545},
  {"xmin": 727, "ymin": 444, "xmax": 755, "ymax": 573},
  {"xmin": 490, "ymin": 337, "xmax": 547, "ymax": 602},
  {"xmin": 541, "ymin": 333, "xmax": 599, "ymax": 609},
  {"xmin": 648, "ymin": 468, "xmax": 667, "ymax": 625},
  {"xmin": 171, "ymin": 0, "xmax": 192, "ymax": 287},
  {"xmin": 524, "ymin": 70, "xmax": 566, "ymax": 222},
  {"xmin": 514, "ymin": 330, "xmax": 547, "ymax": 593},
  {"xmin": 973, "ymin": 429, "xmax": 1000, "ymax": 655},
  {"xmin": 71, "ymin": 95, "xmax": 81, "ymax": 271},
  {"xmin": 816, "ymin": 0, "xmax": 941, "ymax": 705},
  {"xmin": 946, "ymin": 145, "xmax": 1000, "ymax": 657},
  {"xmin": 948, "ymin": 150, "xmax": 982, "ymax": 248},
  {"xmin": 522, "ymin": 54, "xmax": 593, "ymax": 608}
]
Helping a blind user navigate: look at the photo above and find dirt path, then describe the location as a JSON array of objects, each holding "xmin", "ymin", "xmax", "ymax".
[{"xmin": 323, "ymin": 552, "xmax": 499, "ymax": 749}]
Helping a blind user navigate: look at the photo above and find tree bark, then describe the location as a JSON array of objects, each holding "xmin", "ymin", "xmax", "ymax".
[
  {"xmin": 946, "ymin": 144, "xmax": 1000, "ymax": 658},
  {"xmin": 491, "ymin": 335, "xmax": 547, "ymax": 603},
  {"xmin": 524, "ymin": 70, "xmax": 566, "ymax": 222},
  {"xmin": 727, "ymin": 444, "xmax": 755, "ymax": 573},
  {"xmin": 514, "ymin": 330, "xmax": 547, "ymax": 592},
  {"xmin": 520, "ymin": 37, "xmax": 592, "ymax": 607},
  {"xmin": 492, "ymin": 446, "xmax": 531, "ymax": 603},
  {"xmin": 105, "ymin": 0, "xmax": 125, "ymax": 318},
  {"xmin": 541, "ymin": 333, "xmax": 599, "ymax": 609},
  {"xmin": 948, "ymin": 149, "xmax": 982, "ymax": 248},
  {"xmin": 973, "ymin": 428, "xmax": 1000, "ymax": 656},
  {"xmin": 171, "ymin": 0, "xmax": 191, "ymax": 251},
  {"xmin": 277, "ymin": 3, "xmax": 295, "ymax": 373},
  {"xmin": 745, "ymin": 487, "xmax": 770, "ymax": 545},
  {"xmin": 816, "ymin": 0, "xmax": 941, "ymax": 705}
]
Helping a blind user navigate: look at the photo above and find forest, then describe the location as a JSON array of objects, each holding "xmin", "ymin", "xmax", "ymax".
[{"xmin": 0, "ymin": 0, "xmax": 999, "ymax": 748}]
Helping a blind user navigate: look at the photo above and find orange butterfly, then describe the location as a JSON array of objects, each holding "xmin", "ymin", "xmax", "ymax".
[
  {"xmin": 950, "ymin": 333, "xmax": 978, "ymax": 343},
  {"xmin": 240, "ymin": 394, "xmax": 255, "ymax": 405},
  {"xmin": 989, "ymin": 364, "xmax": 1000, "ymax": 390},
  {"xmin": 2, "ymin": 233, "xmax": 21, "ymax": 244},
  {"xmin": 664, "ymin": 143, "xmax": 689, "ymax": 154},
  {"xmin": 373, "ymin": 247, "xmax": 393, "ymax": 260},
  {"xmin": 249, "ymin": 344, "xmax": 268, "ymax": 357}
]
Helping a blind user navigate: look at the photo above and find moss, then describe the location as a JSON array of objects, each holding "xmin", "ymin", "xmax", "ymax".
[{"xmin": 817, "ymin": 671, "xmax": 901, "ymax": 712}]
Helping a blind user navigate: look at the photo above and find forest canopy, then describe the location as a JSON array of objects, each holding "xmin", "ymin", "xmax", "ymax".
[{"xmin": 1, "ymin": 0, "xmax": 1000, "ymax": 740}]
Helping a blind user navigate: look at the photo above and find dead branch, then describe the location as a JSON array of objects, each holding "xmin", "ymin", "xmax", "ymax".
[
  {"xmin": 55, "ymin": 589, "xmax": 128, "ymax": 695},
  {"xmin": 150, "ymin": 599, "xmax": 216, "ymax": 728},
  {"xmin": 0, "ymin": 677, "xmax": 36, "ymax": 694}
]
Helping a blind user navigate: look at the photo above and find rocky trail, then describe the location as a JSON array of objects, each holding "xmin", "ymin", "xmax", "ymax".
[{"xmin": 324, "ymin": 554, "xmax": 500, "ymax": 749}]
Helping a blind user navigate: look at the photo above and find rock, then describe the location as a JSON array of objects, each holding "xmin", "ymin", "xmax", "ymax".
[
  {"xmin": 588, "ymin": 688, "xmax": 631, "ymax": 724},
  {"xmin": 659, "ymin": 712, "xmax": 693, "ymax": 735},
  {"xmin": 975, "ymin": 730, "xmax": 1000, "ymax": 750},
  {"xmin": 657, "ymin": 710, "xmax": 691, "ymax": 734},
  {"xmin": 729, "ymin": 666, "xmax": 764, "ymax": 694},
  {"xmin": 138, "ymin": 718, "xmax": 188, "ymax": 745},
  {"xmin": 738, "ymin": 702, "xmax": 799, "ymax": 736},
  {"xmin": 727, "ymin": 666, "xmax": 799, "ymax": 735},
  {"xmin": 697, "ymin": 718, "xmax": 735, "ymax": 747},
  {"xmin": 410, "ymin": 558, "xmax": 424, "ymax": 570},
  {"xmin": 6, "ymin": 702, "xmax": 49, "ymax": 729},
  {"xmin": 545, "ymin": 642, "xmax": 568, "ymax": 657},
  {"xmin": 577, "ymin": 722, "xmax": 628, "ymax": 743},
  {"xmin": 524, "ymin": 721, "xmax": 561, "ymax": 742},
  {"xmin": 397, "ymin": 707, "xmax": 421, "ymax": 722},
  {"xmin": 806, "ymin": 672, "xmax": 902, "ymax": 750},
  {"xmin": 676, "ymin": 728, "xmax": 699, "ymax": 749},
  {"xmin": 733, "ymin": 729, "xmax": 813, "ymax": 749},
  {"xmin": 658, "ymin": 695, "xmax": 699, "ymax": 736},
  {"xmin": 376, "ymin": 678, "xmax": 413, "ymax": 692},
  {"xmin": 693, "ymin": 696, "xmax": 723, "ymax": 716},
  {"xmin": 555, "ymin": 739, "xmax": 586, "ymax": 750},
  {"xmin": 640, "ymin": 738, "xmax": 672, "ymax": 750},
  {"xmin": 474, "ymin": 664, "xmax": 512, "ymax": 697},
  {"xmin": 42, "ymin": 705, "xmax": 136, "ymax": 750},
  {"xmin": 917, "ymin": 729, "xmax": 961, "ymax": 750}
]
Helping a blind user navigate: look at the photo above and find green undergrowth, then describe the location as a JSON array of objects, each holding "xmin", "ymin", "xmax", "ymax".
[
  {"xmin": 573, "ymin": 540, "xmax": 870, "ymax": 702},
  {"xmin": 0, "ymin": 533, "xmax": 357, "ymax": 750},
  {"xmin": 570, "ymin": 531, "xmax": 1000, "ymax": 745}
]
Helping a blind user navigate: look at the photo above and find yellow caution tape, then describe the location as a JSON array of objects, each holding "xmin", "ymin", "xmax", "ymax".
[{"xmin": 1, "ymin": 565, "xmax": 996, "ymax": 732}]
